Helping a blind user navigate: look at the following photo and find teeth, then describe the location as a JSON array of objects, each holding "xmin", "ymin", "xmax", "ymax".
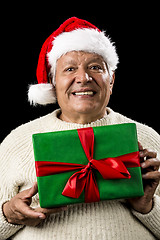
[{"xmin": 74, "ymin": 91, "xmax": 94, "ymax": 96}]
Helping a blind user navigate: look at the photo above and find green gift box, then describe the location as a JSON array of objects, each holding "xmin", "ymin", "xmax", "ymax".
[{"xmin": 32, "ymin": 123, "xmax": 144, "ymax": 208}]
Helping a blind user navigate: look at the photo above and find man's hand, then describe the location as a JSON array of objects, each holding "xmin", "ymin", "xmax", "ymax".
[
  {"xmin": 2, "ymin": 182, "xmax": 67, "ymax": 226},
  {"xmin": 127, "ymin": 142, "xmax": 160, "ymax": 214}
]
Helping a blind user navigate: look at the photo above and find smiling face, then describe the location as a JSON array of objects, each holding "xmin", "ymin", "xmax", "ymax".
[{"xmin": 55, "ymin": 51, "xmax": 114, "ymax": 124}]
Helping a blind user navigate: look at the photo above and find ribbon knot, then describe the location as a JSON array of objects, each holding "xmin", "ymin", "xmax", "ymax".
[
  {"xmin": 62, "ymin": 128, "xmax": 132, "ymax": 203},
  {"xmin": 83, "ymin": 160, "xmax": 94, "ymax": 172}
]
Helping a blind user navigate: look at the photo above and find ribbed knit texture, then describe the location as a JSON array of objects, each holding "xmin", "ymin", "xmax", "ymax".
[{"xmin": 0, "ymin": 108, "xmax": 160, "ymax": 240}]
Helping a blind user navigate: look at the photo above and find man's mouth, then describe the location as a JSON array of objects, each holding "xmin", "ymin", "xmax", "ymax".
[
  {"xmin": 72, "ymin": 89, "xmax": 97, "ymax": 96},
  {"xmin": 73, "ymin": 91, "xmax": 95, "ymax": 96}
]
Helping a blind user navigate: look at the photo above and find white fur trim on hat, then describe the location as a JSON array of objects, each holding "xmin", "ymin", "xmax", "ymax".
[
  {"xmin": 28, "ymin": 83, "xmax": 56, "ymax": 105},
  {"xmin": 48, "ymin": 28, "xmax": 119, "ymax": 83}
]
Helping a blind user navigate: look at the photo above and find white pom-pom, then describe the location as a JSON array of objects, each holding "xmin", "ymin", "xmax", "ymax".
[{"xmin": 28, "ymin": 83, "xmax": 56, "ymax": 105}]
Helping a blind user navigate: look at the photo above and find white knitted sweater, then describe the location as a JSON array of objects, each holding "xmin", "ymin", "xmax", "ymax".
[{"xmin": 0, "ymin": 108, "xmax": 160, "ymax": 240}]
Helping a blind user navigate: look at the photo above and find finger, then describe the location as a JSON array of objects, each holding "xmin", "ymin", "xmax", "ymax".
[
  {"xmin": 138, "ymin": 142, "xmax": 143, "ymax": 151},
  {"xmin": 35, "ymin": 206, "xmax": 68, "ymax": 216},
  {"xmin": 17, "ymin": 201, "xmax": 45, "ymax": 219},
  {"xmin": 141, "ymin": 158, "xmax": 160, "ymax": 169},
  {"xmin": 24, "ymin": 182, "xmax": 38, "ymax": 199},
  {"xmin": 142, "ymin": 171, "xmax": 160, "ymax": 181},
  {"xmin": 138, "ymin": 142, "xmax": 145, "ymax": 163},
  {"xmin": 139, "ymin": 149, "xmax": 157, "ymax": 159},
  {"xmin": 12, "ymin": 211, "xmax": 44, "ymax": 226}
]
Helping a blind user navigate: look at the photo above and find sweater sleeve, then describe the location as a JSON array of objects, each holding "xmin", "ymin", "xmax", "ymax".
[
  {"xmin": 0, "ymin": 131, "xmax": 24, "ymax": 239},
  {"xmin": 132, "ymin": 124, "xmax": 160, "ymax": 239},
  {"xmin": 0, "ymin": 200, "xmax": 23, "ymax": 240},
  {"xmin": 131, "ymin": 195, "xmax": 160, "ymax": 239}
]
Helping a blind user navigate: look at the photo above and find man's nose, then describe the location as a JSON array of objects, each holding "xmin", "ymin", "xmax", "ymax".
[{"xmin": 75, "ymin": 68, "xmax": 92, "ymax": 83}]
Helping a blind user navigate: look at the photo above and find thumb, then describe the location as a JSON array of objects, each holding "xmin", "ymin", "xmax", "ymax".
[{"xmin": 24, "ymin": 182, "xmax": 38, "ymax": 199}]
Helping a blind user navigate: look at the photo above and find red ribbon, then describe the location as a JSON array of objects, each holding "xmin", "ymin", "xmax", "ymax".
[{"xmin": 35, "ymin": 127, "xmax": 140, "ymax": 203}]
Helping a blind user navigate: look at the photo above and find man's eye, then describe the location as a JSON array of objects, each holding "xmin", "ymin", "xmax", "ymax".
[
  {"xmin": 66, "ymin": 67, "xmax": 75, "ymax": 72},
  {"xmin": 90, "ymin": 65, "xmax": 102, "ymax": 70}
]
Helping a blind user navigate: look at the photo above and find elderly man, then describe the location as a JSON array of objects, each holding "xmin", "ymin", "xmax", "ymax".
[{"xmin": 0, "ymin": 17, "xmax": 160, "ymax": 240}]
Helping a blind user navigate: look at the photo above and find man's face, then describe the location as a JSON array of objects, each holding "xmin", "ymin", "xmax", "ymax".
[{"xmin": 55, "ymin": 51, "xmax": 114, "ymax": 121}]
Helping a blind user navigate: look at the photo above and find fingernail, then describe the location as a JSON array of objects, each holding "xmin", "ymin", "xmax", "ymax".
[
  {"xmin": 141, "ymin": 162, "xmax": 146, "ymax": 168},
  {"xmin": 139, "ymin": 152, "xmax": 143, "ymax": 157},
  {"xmin": 142, "ymin": 174, "xmax": 147, "ymax": 179},
  {"xmin": 39, "ymin": 214, "xmax": 46, "ymax": 219}
]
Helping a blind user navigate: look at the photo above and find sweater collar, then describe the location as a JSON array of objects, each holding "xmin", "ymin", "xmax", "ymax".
[{"xmin": 47, "ymin": 107, "xmax": 116, "ymax": 131}]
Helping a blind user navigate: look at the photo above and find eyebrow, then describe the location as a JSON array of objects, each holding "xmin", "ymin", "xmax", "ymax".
[
  {"xmin": 62, "ymin": 59, "xmax": 77, "ymax": 66},
  {"xmin": 86, "ymin": 57, "xmax": 105, "ymax": 64},
  {"xmin": 61, "ymin": 55, "xmax": 108, "ymax": 69}
]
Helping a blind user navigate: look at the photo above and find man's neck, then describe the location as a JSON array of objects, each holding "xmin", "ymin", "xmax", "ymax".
[{"xmin": 59, "ymin": 110, "xmax": 107, "ymax": 124}]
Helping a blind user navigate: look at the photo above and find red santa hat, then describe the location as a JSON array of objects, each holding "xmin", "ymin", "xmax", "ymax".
[{"xmin": 28, "ymin": 17, "xmax": 119, "ymax": 105}]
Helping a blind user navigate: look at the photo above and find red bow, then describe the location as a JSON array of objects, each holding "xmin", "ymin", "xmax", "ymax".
[{"xmin": 35, "ymin": 127, "xmax": 140, "ymax": 203}]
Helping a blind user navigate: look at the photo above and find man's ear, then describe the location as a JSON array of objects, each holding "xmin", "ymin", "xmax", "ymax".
[{"xmin": 110, "ymin": 72, "xmax": 115, "ymax": 95}]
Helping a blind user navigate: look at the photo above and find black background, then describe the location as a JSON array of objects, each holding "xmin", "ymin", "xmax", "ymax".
[{"xmin": 1, "ymin": 3, "xmax": 159, "ymax": 143}]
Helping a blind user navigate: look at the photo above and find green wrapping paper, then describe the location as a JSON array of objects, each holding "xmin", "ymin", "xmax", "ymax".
[{"xmin": 32, "ymin": 123, "xmax": 144, "ymax": 208}]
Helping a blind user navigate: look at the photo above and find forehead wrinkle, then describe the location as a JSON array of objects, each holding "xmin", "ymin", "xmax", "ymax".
[
  {"xmin": 61, "ymin": 58, "xmax": 77, "ymax": 67},
  {"xmin": 57, "ymin": 51, "xmax": 108, "ymax": 70}
]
